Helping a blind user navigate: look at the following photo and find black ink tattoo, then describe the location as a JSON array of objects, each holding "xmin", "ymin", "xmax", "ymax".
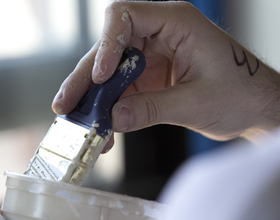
[{"xmin": 230, "ymin": 43, "xmax": 259, "ymax": 76}]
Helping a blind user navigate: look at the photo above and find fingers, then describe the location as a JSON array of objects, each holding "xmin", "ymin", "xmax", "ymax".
[
  {"xmin": 52, "ymin": 1, "xmax": 195, "ymax": 114},
  {"xmin": 111, "ymin": 78, "xmax": 247, "ymax": 139},
  {"xmin": 111, "ymin": 84, "xmax": 189, "ymax": 132},
  {"xmin": 92, "ymin": 1, "xmax": 192, "ymax": 84},
  {"xmin": 101, "ymin": 134, "xmax": 115, "ymax": 154},
  {"xmin": 52, "ymin": 41, "xmax": 101, "ymax": 114}
]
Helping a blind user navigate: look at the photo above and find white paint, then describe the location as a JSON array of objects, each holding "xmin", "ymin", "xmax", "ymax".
[
  {"xmin": 121, "ymin": 11, "xmax": 129, "ymax": 23},
  {"xmin": 56, "ymin": 190, "xmax": 82, "ymax": 202},
  {"xmin": 114, "ymin": 32, "xmax": 127, "ymax": 54},
  {"xmin": 130, "ymin": 55, "xmax": 139, "ymax": 70},
  {"xmin": 118, "ymin": 55, "xmax": 139, "ymax": 75},
  {"xmin": 117, "ymin": 34, "xmax": 126, "ymax": 47},
  {"xmin": 93, "ymin": 123, "xmax": 100, "ymax": 128},
  {"xmin": 24, "ymin": 117, "xmax": 111, "ymax": 186},
  {"xmin": 98, "ymin": 76, "xmax": 106, "ymax": 82}
]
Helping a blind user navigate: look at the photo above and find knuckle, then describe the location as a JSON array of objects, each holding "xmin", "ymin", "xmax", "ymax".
[
  {"xmin": 183, "ymin": 2, "xmax": 201, "ymax": 16},
  {"xmin": 102, "ymin": 2, "xmax": 129, "ymax": 47},
  {"xmin": 105, "ymin": 1, "xmax": 126, "ymax": 16},
  {"xmin": 177, "ymin": 1, "xmax": 195, "ymax": 9},
  {"xmin": 141, "ymin": 93, "xmax": 162, "ymax": 126},
  {"xmin": 105, "ymin": 1, "xmax": 117, "ymax": 15},
  {"xmin": 173, "ymin": 1, "xmax": 199, "ymax": 17},
  {"xmin": 99, "ymin": 40, "xmax": 109, "ymax": 48}
]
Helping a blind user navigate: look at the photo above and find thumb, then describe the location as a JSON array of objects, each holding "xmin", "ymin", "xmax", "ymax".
[{"xmin": 112, "ymin": 86, "xmax": 185, "ymax": 132}]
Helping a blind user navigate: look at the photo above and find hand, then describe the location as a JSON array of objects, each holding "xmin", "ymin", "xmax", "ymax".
[{"xmin": 52, "ymin": 1, "xmax": 280, "ymax": 151}]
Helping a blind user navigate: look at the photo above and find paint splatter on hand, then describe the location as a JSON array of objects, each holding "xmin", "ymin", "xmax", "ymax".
[{"xmin": 52, "ymin": 1, "xmax": 280, "ymax": 146}]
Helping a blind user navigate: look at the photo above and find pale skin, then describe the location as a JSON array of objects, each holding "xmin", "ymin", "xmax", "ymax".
[{"xmin": 51, "ymin": 1, "xmax": 280, "ymax": 152}]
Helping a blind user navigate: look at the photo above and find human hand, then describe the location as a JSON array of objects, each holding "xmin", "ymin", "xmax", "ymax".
[{"xmin": 52, "ymin": 1, "xmax": 280, "ymax": 150}]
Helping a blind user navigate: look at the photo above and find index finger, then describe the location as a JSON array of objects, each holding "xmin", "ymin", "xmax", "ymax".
[{"xmin": 92, "ymin": 1, "xmax": 192, "ymax": 84}]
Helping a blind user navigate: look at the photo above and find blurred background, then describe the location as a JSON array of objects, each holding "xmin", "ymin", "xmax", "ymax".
[{"xmin": 1, "ymin": 0, "xmax": 280, "ymax": 205}]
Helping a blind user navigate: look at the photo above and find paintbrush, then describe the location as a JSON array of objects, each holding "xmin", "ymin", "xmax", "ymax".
[{"xmin": 24, "ymin": 47, "xmax": 146, "ymax": 186}]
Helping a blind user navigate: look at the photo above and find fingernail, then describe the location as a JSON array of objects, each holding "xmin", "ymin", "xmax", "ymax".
[
  {"xmin": 52, "ymin": 90, "xmax": 64, "ymax": 114},
  {"xmin": 54, "ymin": 90, "xmax": 63, "ymax": 102},
  {"xmin": 115, "ymin": 105, "xmax": 133, "ymax": 131},
  {"xmin": 92, "ymin": 61, "xmax": 99, "ymax": 80},
  {"xmin": 55, "ymin": 107, "xmax": 65, "ymax": 115}
]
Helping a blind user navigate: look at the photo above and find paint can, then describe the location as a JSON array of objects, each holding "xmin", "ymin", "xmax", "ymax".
[{"xmin": 1, "ymin": 172, "xmax": 167, "ymax": 220}]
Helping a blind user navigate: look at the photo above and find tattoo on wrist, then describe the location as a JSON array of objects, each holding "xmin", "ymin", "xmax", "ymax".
[{"xmin": 230, "ymin": 42, "xmax": 259, "ymax": 76}]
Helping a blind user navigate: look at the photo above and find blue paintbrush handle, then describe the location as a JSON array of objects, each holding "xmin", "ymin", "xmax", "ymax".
[{"xmin": 59, "ymin": 47, "xmax": 146, "ymax": 138}]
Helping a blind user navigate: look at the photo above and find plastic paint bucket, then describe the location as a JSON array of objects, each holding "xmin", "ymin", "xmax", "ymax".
[{"xmin": 1, "ymin": 172, "xmax": 167, "ymax": 220}]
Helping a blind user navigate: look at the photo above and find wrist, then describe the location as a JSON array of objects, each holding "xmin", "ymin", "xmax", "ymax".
[{"xmin": 242, "ymin": 66, "xmax": 280, "ymax": 142}]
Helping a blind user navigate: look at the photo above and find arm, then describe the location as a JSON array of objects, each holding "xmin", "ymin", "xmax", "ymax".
[{"xmin": 52, "ymin": 1, "xmax": 280, "ymax": 149}]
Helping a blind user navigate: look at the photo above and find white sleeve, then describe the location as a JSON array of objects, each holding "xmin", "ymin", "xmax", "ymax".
[{"xmin": 160, "ymin": 128, "xmax": 280, "ymax": 220}]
